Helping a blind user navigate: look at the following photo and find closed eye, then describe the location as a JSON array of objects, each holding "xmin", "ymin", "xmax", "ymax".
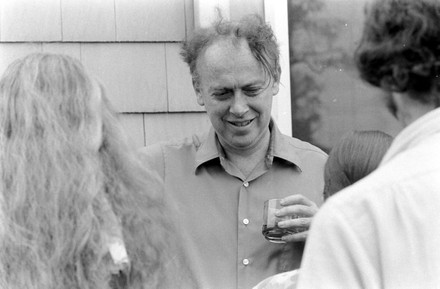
[
  {"xmin": 212, "ymin": 90, "xmax": 232, "ymax": 100},
  {"xmin": 244, "ymin": 88, "xmax": 262, "ymax": 96}
]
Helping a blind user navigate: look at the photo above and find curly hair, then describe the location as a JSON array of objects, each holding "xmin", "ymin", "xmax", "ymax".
[
  {"xmin": 0, "ymin": 53, "xmax": 194, "ymax": 289},
  {"xmin": 355, "ymin": 0, "xmax": 440, "ymax": 104},
  {"xmin": 181, "ymin": 14, "xmax": 280, "ymax": 89}
]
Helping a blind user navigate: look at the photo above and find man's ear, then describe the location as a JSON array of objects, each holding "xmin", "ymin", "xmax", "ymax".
[
  {"xmin": 196, "ymin": 90, "xmax": 205, "ymax": 106},
  {"xmin": 272, "ymin": 80, "xmax": 280, "ymax": 96},
  {"xmin": 193, "ymin": 80, "xmax": 205, "ymax": 106}
]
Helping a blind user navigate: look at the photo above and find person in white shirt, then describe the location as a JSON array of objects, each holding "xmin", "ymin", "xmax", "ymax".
[{"xmin": 296, "ymin": 0, "xmax": 440, "ymax": 288}]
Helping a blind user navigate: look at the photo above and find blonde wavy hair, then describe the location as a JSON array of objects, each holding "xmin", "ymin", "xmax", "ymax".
[{"xmin": 0, "ymin": 53, "xmax": 194, "ymax": 289}]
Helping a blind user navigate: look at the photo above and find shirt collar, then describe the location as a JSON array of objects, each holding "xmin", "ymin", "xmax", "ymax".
[
  {"xmin": 194, "ymin": 127, "xmax": 222, "ymax": 171},
  {"xmin": 269, "ymin": 120, "xmax": 303, "ymax": 170},
  {"xmin": 194, "ymin": 119, "xmax": 302, "ymax": 172},
  {"xmin": 381, "ymin": 107, "xmax": 440, "ymax": 165}
]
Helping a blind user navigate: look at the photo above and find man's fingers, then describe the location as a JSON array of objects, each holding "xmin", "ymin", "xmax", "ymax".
[
  {"xmin": 278, "ymin": 217, "xmax": 311, "ymax": 229},
  {"xmin": 281, "ymin": 194, "xmax": 316, "ymax": 207},
  {"xmin": 275, "ymin": 194, "xmax": 319, "ymax": 243},
  {"xmin": 281, "ymin": 230, "xmax": 308, "ymax": 243},
  {"xmin": 276, "ymin": 204, "xmax": 318, "ymax": 217}
]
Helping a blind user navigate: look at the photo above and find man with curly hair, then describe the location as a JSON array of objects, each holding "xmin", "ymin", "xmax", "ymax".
[
  {"xmin": 139, "ymin": 15, "xmax": 327, "ymax": 289},
  {"xmin": 296, "ymin": 0, "xmax": 440, "ymax": 287}
]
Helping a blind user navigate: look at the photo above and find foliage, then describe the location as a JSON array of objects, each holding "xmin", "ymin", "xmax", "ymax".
[{"xmin": 288, "ymin": 0, "xmax": 351, "ymax": 147}]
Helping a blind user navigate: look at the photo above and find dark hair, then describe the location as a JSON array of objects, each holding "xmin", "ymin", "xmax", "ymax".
[
  {"xmin": 355, "ymin": 0, "xmax": 440, "ymax": 104},
  {"xmin": 324, "ymin": 130, "xmax": 393, "ymax": 200},
  {"xmin": 180, "ymin": 14, "xmax": 280, "ymax": 88}
]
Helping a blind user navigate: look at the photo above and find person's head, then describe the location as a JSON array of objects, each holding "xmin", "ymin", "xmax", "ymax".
[
  {"xmin": 324, "ymin": 130, "xmax": 393, "ymax": 200},
  {"xmin": 355, "ymin": 0, "xmax": 440, "ymax": 126},
  {"xmin": 181, "ymin": 15, "xmax": 280, "ymax": 153},
  {"xmin": 0, "ymin": 53, "xmax": 190, "ymax": 288},
  {"xmin": 0, "ymin": 53, "xmax": 103, "ymax": 151}
]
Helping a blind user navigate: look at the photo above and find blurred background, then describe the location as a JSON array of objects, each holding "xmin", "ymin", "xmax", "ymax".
[
  {"xmin": 288, "ymin": 0, "xmax": 402, "ymax": 151},
  {"xmin": 0, "ymin": 0, "xmax": 402, "ymax": 152}
]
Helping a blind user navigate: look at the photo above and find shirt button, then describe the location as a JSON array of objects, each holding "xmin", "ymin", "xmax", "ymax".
[
  {"xmin": 243, "ymin": 181, "xmax": 249, "ymax": 187},
  {"xmin": 243, "ymin": 218, "xmax": 249, "ymax": 225},
  {"xmin": 242, "ymin": 259, "xmax": 250, "ymax": 266}
]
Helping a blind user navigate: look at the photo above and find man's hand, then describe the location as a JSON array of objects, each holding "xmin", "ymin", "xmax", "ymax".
[{"xmin": 275, "ymin": 194, "xmax": 319, "ymax": 242}]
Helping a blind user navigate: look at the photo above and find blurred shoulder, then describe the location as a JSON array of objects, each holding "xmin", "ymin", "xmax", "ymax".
[{"xmin": 138, "ymin": 133, "xmax": 208, "ymax": 161}]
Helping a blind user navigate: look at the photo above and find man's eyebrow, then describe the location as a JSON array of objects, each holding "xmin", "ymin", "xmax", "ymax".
[
  {"xmin": 242, "ymin": 84, "xmax": 262, "ymax": 89},
  {"xmin": 209, "ymin": 80, "xmax": 266, "ymax": 91},
  {"xmin": 242, "ymin": 81, "xmax": 267, "ymax": 89},
  {"xmin": 210, "ymin": 87, "xmax": 230, "ymax": 92}
]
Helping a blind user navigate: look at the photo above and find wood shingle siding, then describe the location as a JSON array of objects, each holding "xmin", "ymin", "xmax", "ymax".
[{"xmin": 0, "ymin": 0, "xmax": 270, "ymax": 148}]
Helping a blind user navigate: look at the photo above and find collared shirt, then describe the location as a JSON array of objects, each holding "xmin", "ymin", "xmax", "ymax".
[
  {"xmin": 139, "ymin": 120, "xmax": 327, "ymax": 289},
  {"xmin": 297, "ymin": 108, "xmax": 440, "ymax": 289}
]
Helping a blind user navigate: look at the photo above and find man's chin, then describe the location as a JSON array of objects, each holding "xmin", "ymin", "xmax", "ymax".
[{"xmin": 228, "ymin": 137, "xmax": 256, "ymax": 150}]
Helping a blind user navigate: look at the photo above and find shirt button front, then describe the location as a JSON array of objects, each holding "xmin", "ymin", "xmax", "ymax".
[
  {"xmin": 242, "ymin": 259, "xmax": 250, "ymax": 266},
  {"xmin": 243, "ymin": 181, "xmax": 249, "ymax": 187},
  {"xmin": 243, "ymin": 218, "xmax": 249, "ymax": 225}
]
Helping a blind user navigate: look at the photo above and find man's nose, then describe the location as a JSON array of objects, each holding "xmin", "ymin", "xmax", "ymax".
[{"xmin": 229, "ymin": 92, "xmax": 249, "ymax": 117}]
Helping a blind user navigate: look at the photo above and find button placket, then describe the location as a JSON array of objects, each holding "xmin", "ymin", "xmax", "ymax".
[{"xmin": 238, "ymin": 178, "xmax": 251, "ymax": 287}]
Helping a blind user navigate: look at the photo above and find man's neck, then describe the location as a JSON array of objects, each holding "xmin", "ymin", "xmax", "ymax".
[
  {"xmin": 397, "ymin": 94, "xmax": 436, "ymax": 127},
  {"xmin": 220, "ymin": 129, "xmax": 271, "ymax": 178}
]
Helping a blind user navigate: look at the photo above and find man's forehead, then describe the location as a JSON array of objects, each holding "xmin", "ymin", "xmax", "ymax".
[
  {"xmin": 201, "ymin": 38, "xmax": 251, "ymax": 64},
  {"xmin": 195, "ymin": 37, "xmax": 273, "ymax": 88}
]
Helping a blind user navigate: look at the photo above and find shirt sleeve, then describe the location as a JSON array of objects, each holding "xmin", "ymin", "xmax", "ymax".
[{"xmin": 296, "ymin": 199, "xmax": 379, "ymax": 289}]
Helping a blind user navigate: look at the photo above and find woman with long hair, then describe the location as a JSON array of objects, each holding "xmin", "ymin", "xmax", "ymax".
[{"xmin": 0, "ymin": 53, "xmax": 194, "ymax": 289}]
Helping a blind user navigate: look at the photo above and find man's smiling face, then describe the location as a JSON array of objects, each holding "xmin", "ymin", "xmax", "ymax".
[{"xmin": 195, "ymin": 38, "xmax": 279, "ymax": 152}]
